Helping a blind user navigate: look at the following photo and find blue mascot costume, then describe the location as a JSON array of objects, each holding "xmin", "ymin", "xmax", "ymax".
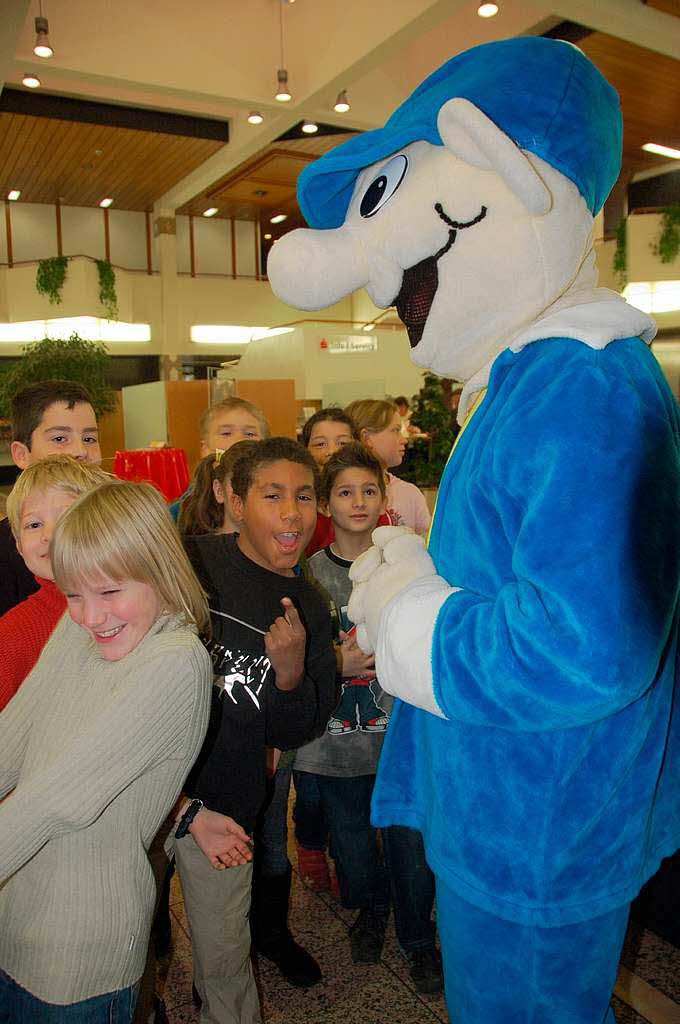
[{"xmin": 268, "ymin": 37, "xmax": 680, "ymax": 1023}]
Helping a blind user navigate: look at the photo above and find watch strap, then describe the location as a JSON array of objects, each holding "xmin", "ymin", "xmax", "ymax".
[{"xmin": 175, "ymin": 798, "xmax": 204, "ymax": 838}]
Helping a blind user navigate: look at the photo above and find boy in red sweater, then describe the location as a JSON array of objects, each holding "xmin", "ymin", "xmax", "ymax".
[{"xmin": 0, "ymin": 456, "xmax": 109, "ymax": 709}]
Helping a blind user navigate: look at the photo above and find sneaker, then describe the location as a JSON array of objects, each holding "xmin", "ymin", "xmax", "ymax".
[
  {"xmin": 360, "ymin": 715, "xmax": 389, "ymax": 732},
  {"xmin": 297, "ymin": 844, "xmax": 331, "ymax": 891},
  {"xmin": 328, "ymin": 718, "xmax": 355, "ymax": 734},
  {"xmin": 349, "ymin": 907, "xmax": 388, "ymax": 964},
  {"xmin": 406, "ymin": 946, "xmax": 444, "ymax": 995}
]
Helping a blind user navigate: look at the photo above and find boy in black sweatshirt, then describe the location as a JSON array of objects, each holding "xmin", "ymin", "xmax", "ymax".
[{"xmin": 175, "ymin": 438, "xmax": 336, "ymax": 1024}]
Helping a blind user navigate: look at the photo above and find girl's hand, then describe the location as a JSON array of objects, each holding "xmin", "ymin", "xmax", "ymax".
[
  {"xmin": 265, "ymin": 598, "xmax": 306, "ymax": 691},
  {"xmin": 189, "ymin": 808, "xmax": 253, "ymax": 870}
]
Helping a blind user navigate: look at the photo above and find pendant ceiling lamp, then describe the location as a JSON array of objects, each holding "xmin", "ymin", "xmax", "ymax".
[
  {"xmin": 275, "ymin": 1, "xmax": 292, "ymax": 102},
  {"xmin": 33, "ymin": 1, "xmax": 54, "ymax": 58}
]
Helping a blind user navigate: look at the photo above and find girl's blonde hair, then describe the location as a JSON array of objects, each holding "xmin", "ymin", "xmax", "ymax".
[
  {"xmin": 178, "ymin": 440, "xmax": 259, "ymax": 536},
  {"xmin": 344, "ymin": 399, "xmax": 398, "ymax": 437},
  {"xmin": 51, "ymin": 480, "xmax": 209, "ymax": 633},
  {"xmin": 6, "ymin": 456, "xmax": 112, "ymax": 536}
]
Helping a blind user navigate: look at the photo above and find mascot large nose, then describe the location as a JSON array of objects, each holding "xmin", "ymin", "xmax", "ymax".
[{"xmin": 267, "ymin": 227, "xmax": 369, "ymax": 311}]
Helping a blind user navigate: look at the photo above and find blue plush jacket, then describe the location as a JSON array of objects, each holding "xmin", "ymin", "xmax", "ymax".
[{"xmin": 372, "ymin": 336, "xmax": 680, "ymax": 926}]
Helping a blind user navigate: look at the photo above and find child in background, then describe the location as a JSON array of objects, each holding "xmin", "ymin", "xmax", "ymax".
[
  {"xmin": 0, "ymin": 380, "xmax": 101, "ymax": 616},
  {"xmin": 302, "ymin": 407, "xmax": 356, "ymax": 556},
  {"xmin": 295, "ymin": 443, "xmax": 443, "ymax": 993},
  {"xmin": 0, "ymin": 456, "xmax": 110, "ymax": 710},
  {"xmin": 178, "ymin": 442, "xmax": 259, "ymax": 537},
  {"xmin": 170, "ymin": 397, "xmax": 269, "ymax": 521},
  {"xmin": 177, "ymin": 438, "xmax": 337, "ymax": 1020},
  {"xmin": 346, "ymin": 398, "xmax": 431, "ymax": 536}
]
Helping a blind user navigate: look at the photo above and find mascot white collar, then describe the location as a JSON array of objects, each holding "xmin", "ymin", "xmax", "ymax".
[{"xmin": 267, "ymin": 36, "xmax": 654, "ymax": 415}]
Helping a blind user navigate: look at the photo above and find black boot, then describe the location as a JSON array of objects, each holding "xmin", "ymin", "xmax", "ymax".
[{"xmin": 252, "ymin": 862, "xmax": 322, "ymax": 987}]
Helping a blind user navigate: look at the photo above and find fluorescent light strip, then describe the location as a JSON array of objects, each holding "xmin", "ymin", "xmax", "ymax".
[
  {"xmin": 191, "ymin": 324, "xmax": 294, "ymax": 344},
  {"xmin": 7, "ymin": 190, "xmax": 21, "ymax": 201},
  {"xmin": 624, "ymin": 281, "xmax": 680, "ymax": 314},
  {"xmin": 642, "ymin": 142, "xmax": 680, "ymax": 160},
  {"xmin": 0, "ymin": 317, "xmax": 151, "ymax": 343}
]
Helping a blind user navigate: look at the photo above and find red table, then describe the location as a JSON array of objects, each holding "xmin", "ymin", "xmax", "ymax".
[{"xmin": 113, "ymin": 447, "xmax": 190, "ymax": 503}]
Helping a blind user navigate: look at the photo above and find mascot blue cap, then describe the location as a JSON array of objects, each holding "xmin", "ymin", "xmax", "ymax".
[{"xmin": 298, "ymin": 36, "xmax": 622, "ymax": 229}]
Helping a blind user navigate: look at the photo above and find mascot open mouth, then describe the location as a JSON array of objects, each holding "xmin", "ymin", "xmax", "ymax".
[{"xmin": 394, "ymin": 203, "xmax": 487, "ymax": 347}]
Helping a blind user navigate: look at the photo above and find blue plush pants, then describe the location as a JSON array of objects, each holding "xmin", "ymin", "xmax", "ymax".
[{"xmin": 435, "ymin": 875, "xmax": 630, "ymax": 1024}]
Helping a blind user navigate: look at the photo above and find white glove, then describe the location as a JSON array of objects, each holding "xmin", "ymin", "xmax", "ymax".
[{"xmin": 348, "ymin": 525, "xmax": 437, "ymax": 654}]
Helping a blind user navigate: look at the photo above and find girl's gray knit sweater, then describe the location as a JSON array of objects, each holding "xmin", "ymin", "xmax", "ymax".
[{"xmin": 0, "ymin": 610, "xmax": 212, "ymax": 1005}]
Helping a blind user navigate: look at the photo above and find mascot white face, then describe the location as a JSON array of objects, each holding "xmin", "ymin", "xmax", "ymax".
[{"xmin": 267, "ymin": 98, "xmax": 594, "ymax": 383}]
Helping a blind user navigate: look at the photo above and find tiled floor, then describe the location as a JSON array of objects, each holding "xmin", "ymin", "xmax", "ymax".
[{"xmin": 158, "ymin": 864, "xmax": 680, "ymax": 1024}]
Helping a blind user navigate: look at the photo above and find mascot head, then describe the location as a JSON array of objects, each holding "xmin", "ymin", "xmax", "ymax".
[{"xmin": 267, "ymin": 37, "xmax": 623, "ymax": 382}]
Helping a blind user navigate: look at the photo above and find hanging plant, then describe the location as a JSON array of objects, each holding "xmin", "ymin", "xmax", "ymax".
[
  {"xmin": 651, "ymin": 204, "xmax": 680, "ymax": 265},
  {"xmin": 96, "ymin": 258, "xmax": 118, "ymax": 320},
  {"xmin": 613, "ymin": 218, "xmax": 627, "ymax": 290},
  {"xmin": 36, "ymin": 256, "xmax": 69, "ymax": 305}
]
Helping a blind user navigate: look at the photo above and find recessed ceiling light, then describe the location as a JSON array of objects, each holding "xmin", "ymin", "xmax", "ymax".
[
  {"xmin": 270, "ymin": 213, "xmax": 287, "ymax": 224},
  {"xmin": 7, "ymin": 190, "xmax": 21, "ymax": 201},
  {"xmin": 302, "ymin": 119, "xmax": 318, "ymax": 134},
  {"xmin": 22, "ymin": 73, "xmax": 41, "ymax": 88},
  {"xmin": 99, "ymin": 197, "xmax": 113, "ymax": 208},
  {"xmin": 248, "ymin": 111, "xmax": 264, "ymax": 125},
  {"xmin": 264, "ymin": 233, "xmax": 272, "ymax": 240},
  {"xmin": 203, "ymin": 207, "xmax": 219, "ymax": 217},
  {"xmin": 334, "ymin": 90, "xmax": 350, "ymax": 114},
  {"xmin": 642, "ymin": 142, "xmax": 680, "ymax": 160},
  {"xmin": 478, "ymin": 3, "xmax": 499, "ymax": 16}
]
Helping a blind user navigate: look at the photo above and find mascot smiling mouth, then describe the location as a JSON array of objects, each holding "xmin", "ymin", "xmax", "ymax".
[{"xmin": 393, "ymin": 203, "xmax": 487, "ymax": 347}]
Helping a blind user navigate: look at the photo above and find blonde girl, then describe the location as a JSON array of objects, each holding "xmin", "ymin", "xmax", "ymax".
[
  {"xmin": 0, "ymin": 480, "xmax": 212, "ymax": 1024},
  {"xmin": 345, "ymin": 399, "xmax": 431, "ymax": 536}
]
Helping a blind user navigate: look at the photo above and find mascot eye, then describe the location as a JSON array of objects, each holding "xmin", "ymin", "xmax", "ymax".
[{"xmin": 359, "ymin": 155, "xmax": 408, "ymax": 218}]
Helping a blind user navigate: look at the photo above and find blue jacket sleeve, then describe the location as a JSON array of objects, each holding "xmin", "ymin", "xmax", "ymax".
[{"xmin": 432, "ymin": 353, "xmax": 680, "ymax": 730}]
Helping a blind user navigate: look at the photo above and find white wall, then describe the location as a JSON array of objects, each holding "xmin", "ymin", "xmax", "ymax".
[
  {"xmin": 61, "ymin": 206, "xmax": 106, "ymax": 260},
  {"xmin": 110, "ymin": 210, "xmax": 149, "ymax": 270},
  {"xmin": 10, "ymin": 203, "xmax": 58, "ymax": 262}
]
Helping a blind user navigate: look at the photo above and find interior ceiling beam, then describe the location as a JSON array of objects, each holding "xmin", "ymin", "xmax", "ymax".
[
  {"xmin": 1, "ymin": 0, "xmax": 31, "ymax": 99},
  {"xmin": 553, "ymin": 0, "xmax": 680, "ymax": 59},
  {"xmin": 156, "ymin": 0, "xmax": 464, "ymax": 215}
]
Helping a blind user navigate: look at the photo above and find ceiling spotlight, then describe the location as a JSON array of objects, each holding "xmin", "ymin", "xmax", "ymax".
[
  {"xmin": 7, "ymin": 190, "xmax": 21, "ymax": 201},
  {"xmin": 334, "ymin": 90, "xmax": 350, "ymax": 114},
  {"xmin": 275, "ymin": 69, "xmax": 292, "ymax": 102},
  {"xmin": 264, "ymin": 233, "xmax": 272, "ymax": 240},
  {"xmin": 477, "ymin": 3, "xmax": 499, "ymax": 16},
  {"xmin": 203, "ymin": 207, "xmax": 218, "ymax": 217},
  {"xmin": 33, "ymin": 15, "xmax": 53, "ymax": 58},
  {"xmin": 302, "ymin": 119, "xmax": 318, "ymax": 134},
  {"xmin": 270, "ymin": 213, "xmax": 287, "ymax": 224},
  {"xmin": 642, "ymin": 142, "xmax": 680, "ymax": 160},
  {"xmin": 22, "ymin": 73, "xmax": 41, "ymax": 88},
  {"xmin": 99, "ymin": 197, "xmax": 113, "ymax": 208},
  {"xmin": 248, "ymin": 111, "xmax": 264, "ymax": 125}
]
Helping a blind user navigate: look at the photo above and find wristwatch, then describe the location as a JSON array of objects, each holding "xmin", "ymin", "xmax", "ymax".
[{"xmin": 174, "ymin": 798, "xmax": 204, "ymax": 838}]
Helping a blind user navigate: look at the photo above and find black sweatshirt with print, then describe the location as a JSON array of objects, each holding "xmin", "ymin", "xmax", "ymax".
[{"xmin": 183, "ymin": 532, "xmax": 337, "ymax": 832}]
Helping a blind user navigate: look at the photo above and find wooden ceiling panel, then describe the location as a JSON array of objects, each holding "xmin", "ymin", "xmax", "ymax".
[
  {"xmin": 218, "ymin": 180, "xmax": 294, "ymax": 206},
  {"xmin": 248, "ymin": 153, "xmax": 316, "ymax": 187},
  {"xmin": 578, "ymin": 32, "xmax": 680, "ymax": 165},
  {"xmin": 0, "ymin": 111, "xmax": 225, "ymax": 209},
  {"xmin": 644, "ymin": 0, "xmax": 680, "ymax": 16}
]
